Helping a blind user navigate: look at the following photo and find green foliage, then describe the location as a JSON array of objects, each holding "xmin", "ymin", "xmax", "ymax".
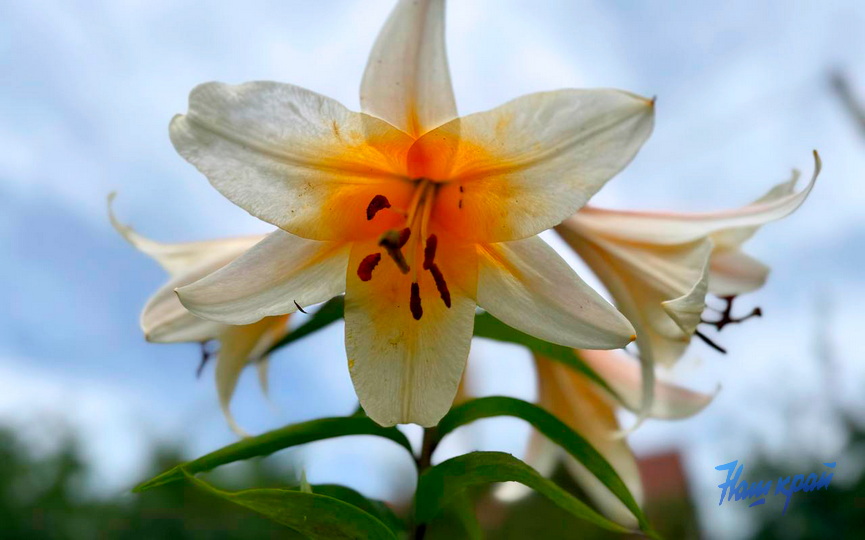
[
  {"xmin": 139, "ymin": 303, "xmax": 654, "ymax": 538},
  {"xmin": 415, "ymin": 451, "xmax": 631, "ymax": 534},
  {"xmin": 437, "ymin": 396, "xmax": 651, "ymax": 532},
  {"xmin": 182, "ymin": 473, "xmax": 399, "ymax": 539},
  {"xmin": 135, "ymin": 416, "xmax": 412, "ymax": 492}
]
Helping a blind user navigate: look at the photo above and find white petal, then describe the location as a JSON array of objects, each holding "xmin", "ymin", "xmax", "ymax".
[
  {"xmin": 568, "ymin": 151, "xmax": 820, "ymax": 246},
  {"xmin": 662, "ymin": 254, "xmax": 710, "ymax": 337},
  {"xmin": 411, "ymin": 89, "xmax": 654, "ymax": 242},
  {"xmin": 170, "ymin": 81, "xmax": 415, "ymax": 241},
  {"xmin": 708, "ymin": 249, "xmax": 769, "ymax": 296},
  {"xmin": 215, "ymin": 316, "xmax": 289, "ymax": 438},
  {"xmin": 344, "ymin": 239, "xmax": 477, "ymax": 427},
  {"xmin": 177, "ymin": 230, "xmax": 350, "ymax": 325},
  {"xmin": 141, "ymin": 278, "xmax": 227, "ymax": 343},
  {"xmin": 108, "ymin": 193, "xmax": 264, "ymax": 278},
  {"xmin": 578, "ymin": 349, "xmax": 715, "ymax": 420},
  {"xmin": 361, "ymin": 0, "xmax": 456, "ymax": 136},
  {"xmin": 476, "ymin": 236, "xmax": 635, "ymax": 350}
]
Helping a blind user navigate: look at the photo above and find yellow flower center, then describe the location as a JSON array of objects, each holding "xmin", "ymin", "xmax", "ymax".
[{"xmin": 358, "ymin": 177, "xmax": 454, "ymax": 320}]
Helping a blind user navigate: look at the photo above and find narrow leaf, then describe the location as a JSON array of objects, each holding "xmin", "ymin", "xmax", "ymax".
[
  {"xmin": 183, "ymin": 472, "xmax": 398, "ymax": 539},
  {"xmin": 135, "ymin": 416, "xmax": 412, "ymax": 492},
  {"xmin": 415, "ymin": 452, "xmax": 631, "ymax": 534},
  {"xmin": 313, "ymin": 484, "xmax": 405, "ymax": 534},
  {"xmin": 436, "ymin": 396, "xmax": 651, "ymax": 532}
]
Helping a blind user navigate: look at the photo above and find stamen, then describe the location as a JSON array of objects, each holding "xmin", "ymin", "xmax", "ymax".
[
  {"xmin": 398, "ymin": 227, "xmax": 411, "ymax": 248},
  {"xmin": 357, "ymin": 253, "xmax": 382, "ymax": 281},
  {"xmin": 293, "ymin": 300, "xmax": 308, "ymax": 314},
  {"xmin": 428, "ymin": 263, "xmax": 451, "ymax": 308},
  {"xmin": 379, "ymin": 231, "xmax": 410, "ymax": 274},
  {"xmin": 701, "ymin": 295, "xmax": 762, "ymax": 332},
  {"xmin": 366, "ymin": 195, "xmax": 391, "ymax": 220},
  {"xmin": 694, "ymin": 329, "xmax": 727, "ymax": 354},
  {"xmin": 423, "ymin": 234, "xmax": 438, "ymax": 270},
  {"xmin": 197, "ymin": 341, "xmax": 218, "ymax": 378},
  {"xmin": 410, "ymin": 282, "xmax": 423, "ymax": 320}
]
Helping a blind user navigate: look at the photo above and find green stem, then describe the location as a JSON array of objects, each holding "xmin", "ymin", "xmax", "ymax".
[{"xmin": 413, "ymin": 427, "xmax": 438, "ymax": 540}]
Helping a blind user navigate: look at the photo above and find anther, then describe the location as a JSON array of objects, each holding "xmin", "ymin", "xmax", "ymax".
[
  {"xmin": 366, "ymin": 195, "xmax": 391, "ymax": 220},
  {"xmin": 197, "ymin": 340, "xmax": 218, "ymax": 378},
  {"xmin": 379, "ymin": 230, "xmax": 410, "ymax": 274},
  {"xmin": 410, "ymin": 282, "xmax": 423, "ymax": 320},
  {"xmin": 428, "ymin": 263, "xmax": 451, "ymax": 308},
  {"xmin": 398, "ymin": 227, "xmax": 411, "ymax": 248},
  {"xmin": 423, "ymin": 234, "xmax": 438, "ymax": 270},
  {"xmin": 357, "ymin": 253, "xmax": 381, "ymax": 281},
  {"xmin": 293, "ymin": 300, "xmax": 308, "ymax": 314}
]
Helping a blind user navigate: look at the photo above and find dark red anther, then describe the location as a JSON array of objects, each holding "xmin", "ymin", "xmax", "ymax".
[
  {"xmin": 398, "ymin": 227, "xmax": 411, "ymax": 248},
  {"xmin": 410, "ymin": 282, "xmax": 423, "ymax": 320},
  {"xmin": 357, "ymin": 253, "xmax": 381, "ymax": 281},
  {"xmin": 428, "ymin": 263, "xmax": 451, "ymax": 308},
  {"xmin": 366, "ymin": 195, "xmax": 391, "ymax": 220},
  {"xmin": 423, "ymin": 234, "xmax": 437, "ymax": 270}
]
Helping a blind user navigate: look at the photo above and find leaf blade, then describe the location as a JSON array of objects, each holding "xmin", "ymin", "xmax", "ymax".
[
  {"xmin": 134, "ymin": 416, "xmax": 412, "ymax": 492},
  {"xmin": 437, "ymin": 396, "xmax": 651, "ymax": 532},
  {"xmin": 415, "ymin": 451, "xmax": 631, "ymax": 534},
  {"xmin": 184, "ymin": 473, "xmax": 398, "ymax": 540}
]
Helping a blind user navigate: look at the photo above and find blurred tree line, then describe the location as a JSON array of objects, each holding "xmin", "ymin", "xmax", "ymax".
[{"xmin": 0, "ymin": 428, "xmax": 302, "ymax": 539}]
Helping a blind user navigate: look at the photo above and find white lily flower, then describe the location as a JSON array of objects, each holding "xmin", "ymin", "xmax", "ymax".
[
  {"xmin": 555, "ymin": 153, "xmax": 821, "ymax": 421},
  {"xmin": 499, "ymin": 350, "xmax": 714, "ymax": 528},
  {"xmin": 169, "ymin": 0, "xmax": 653, "ymax": 426},
  {"xmin": 109, "ymin": 194, "xmax": 289, "ymax": 437}
]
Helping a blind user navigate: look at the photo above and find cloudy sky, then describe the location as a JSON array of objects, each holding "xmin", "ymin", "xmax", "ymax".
[{"xmin": 3, "ymin": 1, "xmax": 865, "ymax": 537}]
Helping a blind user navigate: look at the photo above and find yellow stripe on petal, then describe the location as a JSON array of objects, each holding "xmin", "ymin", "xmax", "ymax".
[{"xmin": 344, "ymin": 233, "xmax": 477, "ymax": 427}]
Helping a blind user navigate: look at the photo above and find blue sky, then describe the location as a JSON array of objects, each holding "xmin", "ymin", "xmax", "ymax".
[{"xmin": 3, "ymin": 1, "xmax": 865, "ymax": 537}]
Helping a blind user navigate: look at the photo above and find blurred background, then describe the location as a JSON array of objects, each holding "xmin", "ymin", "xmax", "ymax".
[{"xmin": 2, "ymin": 0, "xmax": 865, "ymax": 537}]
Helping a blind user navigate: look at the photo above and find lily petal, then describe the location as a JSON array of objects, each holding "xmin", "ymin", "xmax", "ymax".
[
  {"xmin": 215, "ymin": 315, "xmax": 290, "ymax": 437},
  {"xmin": 170, "ymin": 81, "xmax": 416, "ymax": 241},
  {"xmin": 535, "ymin": 355, "xmax": 643, "ymax": 528},
  {"xmin": 578, "ymin": 349, "xmax": 715, "ymax": 420},
  {"xmin": 708, "ymin": 248, "xmax": 769, "ymax": 296},
  {"xmin": 177, "ymin": 230, "xmax": 350, "ymax": 325},
  {"xmin": 570, "ymin": 151, "xmax": 820, "ymax": 246},
  {"xmin": 141, "ymin": 277, "xmax": 227, "ymax": 343},
  {"xmin": 408, "ymin": 89, "xmax": 654, "ymax": 242},
  {"xmin": 109, "ymin": 193, "xmax": 265, "ymax": 279},
  {"xmin": 556, "ymin": 226, "xmax": 713, "ymax": 370},
  {"xmin": 361, "ymin": 0, "xmax": 456, "ymax": 136},
  {"xmin": 344, "ymin": 236, "xmax": 478, "ymax": 427},
  {"xmin": 110, "ymin": 195, "xmax": 264, "ymax": 342},
  {"xmin": 476, "ymin": 236, "xmax": 635, "ymax": 350}
]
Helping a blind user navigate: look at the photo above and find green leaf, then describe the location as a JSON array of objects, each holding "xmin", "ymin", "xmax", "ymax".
[
  {"xmin": 267, "ymin": 296, "xmax": 345, "ymax": 355},
  {"xmin": 183, "ymin": 472, "xmax": 398, "ymax": 540},
  {"xmin": 436, "ymin": 396, "xmax": 651, "ymax": 532},
  {"xmin": 415, "ymin": 451, "xmax": 631, "ymax": 535},
  {"xmin": 473, "ymin": 312, "xmax": 623, "ymax": 402},
  {"xmin": 422, "ymin": 491, "xmax": 483, "ymax": 540},
  {"xmin": 313, "ymin": 484, "xmax": 405, "ymax": 534},
  {"xmin": 134, "ymin": 416, "xmax": 412, "ymax": 492}
]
